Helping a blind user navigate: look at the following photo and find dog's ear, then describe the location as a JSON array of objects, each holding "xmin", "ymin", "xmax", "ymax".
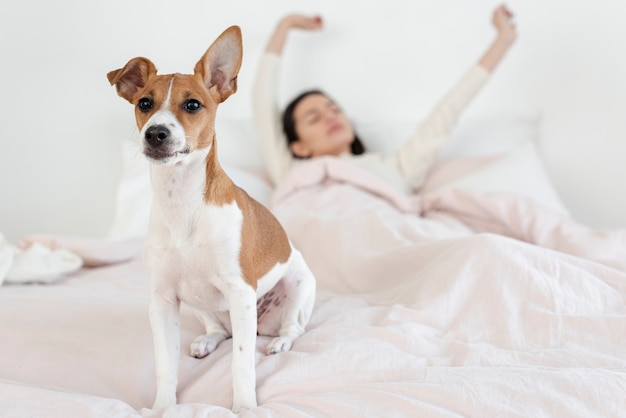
[
  {"xmin": 107, "ymin": 57, "xmax": 157, "ymax": 104},
  {"xmin": 194, "ymin": 26, "xmax": 243, "ymax": 103}
]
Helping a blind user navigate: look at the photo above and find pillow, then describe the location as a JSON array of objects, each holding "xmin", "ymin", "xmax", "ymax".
[
  {"xmin": 223, "ymin": 164, "xmax": 273, "ymax": 207},
  {"xmin": 357, "ymin": 112, "xmax": 569, "ymax": 214},
  {"xmin": 354, "ymin": 112, "xmax": 538, "ymax": 158},
  {"xmin": 215, "ymin": 117, "xmax": 266, "ymax": 171},
  {"xmin": 438, "ymin": 112, "xmax": 540, "ymax": 160},
  {"xmin": 107, "ymin": 141, "xmax": 151, "ymax": 240},
  {"xmin": 422, "ymin": 141, "xmax": 570, "ymax": 215}
]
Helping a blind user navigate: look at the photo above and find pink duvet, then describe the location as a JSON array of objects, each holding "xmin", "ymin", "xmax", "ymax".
[{"xmin": 1, "ymin": 156, "xmax": 625, "ymax": 417}]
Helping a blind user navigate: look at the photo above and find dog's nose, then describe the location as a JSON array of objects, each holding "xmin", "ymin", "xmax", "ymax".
[{"xmin": 144, "ymin": 125, "xmax": 170, "ymax": 147}]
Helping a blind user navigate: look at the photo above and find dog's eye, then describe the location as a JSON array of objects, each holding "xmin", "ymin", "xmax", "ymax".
[
  {"xmin": 183, "ymin": 99, "xmax": 202, "ymax": 113},
  {"xmin": 137, "ymin": 98, "xmax": 153, "ymax": 113}
]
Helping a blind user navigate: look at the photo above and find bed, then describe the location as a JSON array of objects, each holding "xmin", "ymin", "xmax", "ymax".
[
  {"xmin": 3, "ymin": 0, "xmax": 626, "ymax": 415},
  {"xmin": 1, "ymin": 110, "xmax": 625, "ymax": 418}
]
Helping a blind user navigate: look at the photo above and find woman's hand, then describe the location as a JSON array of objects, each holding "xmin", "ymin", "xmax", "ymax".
[
  {"xmin": 478, "ymin": 4, "xmax": 517, "ymax": 72},
  {"xmin": 279, "ymin": 14, "xmax": 323, "ymax": 32},
  {"xmin": 492, "ymin": 4, "xmax": 517, "ymax": 43},
  {"xmin": 266, "ymin": 14, "xmax": 323, "ymax": 54}
]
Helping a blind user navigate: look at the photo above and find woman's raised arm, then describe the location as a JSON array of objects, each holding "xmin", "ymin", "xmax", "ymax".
[{"xmin": 478, "ymin": 4, "xmax": 517, "ymax": 72}]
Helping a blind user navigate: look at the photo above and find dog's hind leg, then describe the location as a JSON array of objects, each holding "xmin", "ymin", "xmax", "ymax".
[
  {"xmin": 190, "ymin": 310, "xmax": 231, "ymax": 358},
  {"xmin": 262, "ymin": 249, "xmax": 316, "ymax": 355}
]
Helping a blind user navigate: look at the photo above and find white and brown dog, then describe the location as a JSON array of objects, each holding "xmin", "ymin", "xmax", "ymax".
[{"xmin": 107, "ymin": 26, "xmax": 316, "ymax": 412}]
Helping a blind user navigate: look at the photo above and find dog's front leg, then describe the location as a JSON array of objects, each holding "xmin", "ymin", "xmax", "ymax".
[
  {"xmin": 149, "ymin": 291, "xmax": 181, "ymax": 410},
  {"xmin": 227, "ymin": 283, "xmax": 258, "ymax": 412}
]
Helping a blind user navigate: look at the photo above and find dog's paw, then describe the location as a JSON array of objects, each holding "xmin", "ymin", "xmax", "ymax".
[
  {"xmin": 190, "ymin": 333, "xmax": 227, "ymax": 358},
  {"xmin": 151, "ymin": 394, "xmax": 177, "ymax": 410},
  {"xmin": 265, "ymin": 336, "xmax": 294, "ymax": 355},
  {"xmin": 232, "ymin": 399, "xmax": 257, "ymax": 414}
]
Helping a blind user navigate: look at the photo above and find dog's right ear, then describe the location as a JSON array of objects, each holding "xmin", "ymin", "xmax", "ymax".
[{"xmin": 107, "ymin": 57, "xmax": 157, "ymax": 104}]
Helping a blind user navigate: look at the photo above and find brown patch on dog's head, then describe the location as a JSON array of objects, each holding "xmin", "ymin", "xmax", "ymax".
[{"xmin": 107, "ymin": 26, "xmax": 243, "ymax": 158}]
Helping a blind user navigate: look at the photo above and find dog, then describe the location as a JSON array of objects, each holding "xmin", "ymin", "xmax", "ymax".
[{"xmin": 106, "ymin": 26, "xmax": 316, "ymax": 412}]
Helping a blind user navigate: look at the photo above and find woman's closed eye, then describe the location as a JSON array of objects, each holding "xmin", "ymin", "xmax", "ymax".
[
  {"xmin": 328, "ymin": 104, "xmax": 341, "ymax": 115},
  {"xmin": 302, "ymin": 111, "xmax": 321, "ymax": 125},
  {"xmin": 304, "ymin": 106, "xmax": 340, "ymax": 124}
]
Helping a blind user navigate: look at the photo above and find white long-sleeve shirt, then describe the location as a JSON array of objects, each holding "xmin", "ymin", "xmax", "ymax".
[{"xmin": 253, "ymin": 52, "xmax": 490, "ymax": 194}]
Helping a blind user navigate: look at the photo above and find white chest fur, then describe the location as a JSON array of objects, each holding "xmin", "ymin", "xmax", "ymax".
[{"xmin": 144, "ymin": 151, "xmax": 248, "ymax": 310}]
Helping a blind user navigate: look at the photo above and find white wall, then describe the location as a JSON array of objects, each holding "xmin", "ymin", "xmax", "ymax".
[{"xmin": 1, "ymin": 0, "xmax": 625, "ymax": 243}]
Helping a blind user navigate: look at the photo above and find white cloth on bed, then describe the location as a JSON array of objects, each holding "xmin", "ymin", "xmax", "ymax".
[
  {"xmin": 0, "ymin": 235, "xmax": 13, "ymax": 285},
  {"xmin": 0, "ymin": 233, "xmax": 83, "ymax": 285}
]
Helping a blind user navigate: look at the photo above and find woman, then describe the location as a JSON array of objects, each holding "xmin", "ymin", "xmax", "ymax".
[
  {"xmin": 253, "ymin": 7, "xmax": 626, "ymax": 279},
  {"xmin": 253, "ymin": 5, "xmax": 517, "ymax": 194}
]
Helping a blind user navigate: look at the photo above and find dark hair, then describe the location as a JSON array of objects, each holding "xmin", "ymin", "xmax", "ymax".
[{"xmin": 282, "ymin": 89, "xmax": 366, "ymax": 158}]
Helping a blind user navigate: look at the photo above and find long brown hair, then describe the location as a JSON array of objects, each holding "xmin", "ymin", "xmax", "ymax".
[{"xmin": 282, "ymin": 89, "xmax": 366, "ymax": 158}]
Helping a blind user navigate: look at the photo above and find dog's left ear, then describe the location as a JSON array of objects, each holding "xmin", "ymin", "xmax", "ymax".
[{"xmin": 194, "ymin": 26, "xmax": 243, "ymax": 103}]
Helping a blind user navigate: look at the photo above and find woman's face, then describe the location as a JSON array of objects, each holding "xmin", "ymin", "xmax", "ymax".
[{"xmin": 291, "ymin": 93, "xmax": 355, "ymax": 158}]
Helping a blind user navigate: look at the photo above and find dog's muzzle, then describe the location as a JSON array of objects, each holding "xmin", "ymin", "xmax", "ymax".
[
  {"xmin": 144, "ymin": 125, "xmax": 171, "ymax": 148},
  {"xmin": 143, "ymin": 124, "xmax": 188, "ymax": 162}
]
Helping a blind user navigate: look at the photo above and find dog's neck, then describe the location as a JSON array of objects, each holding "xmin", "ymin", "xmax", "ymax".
[
  {"xmin": 150, "ymin": 148, "xmax": 208, "ymax": 208},
  {"xmin": 148, "ymin": 143, "xmax": 235, "ymax": 233}
]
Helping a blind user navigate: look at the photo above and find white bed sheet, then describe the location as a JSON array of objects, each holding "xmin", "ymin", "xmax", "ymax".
[{"xmin": 1, "ymin": 195, "xmax": 626, "ymax": 417}]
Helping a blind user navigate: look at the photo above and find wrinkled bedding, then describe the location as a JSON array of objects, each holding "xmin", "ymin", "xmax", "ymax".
[
  {"xmin": 271, "ymin": 157, "xmax": 626, "ymax": 292},
  {"xmin": 1, "ymin": 157, "xmax": 626, "ymax": 417}
]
